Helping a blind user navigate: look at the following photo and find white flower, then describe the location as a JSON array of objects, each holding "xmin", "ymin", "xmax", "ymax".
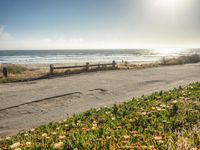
[
  {"xmin": 123, "ymin": 135, "xmax": 130, "ymax": 139},
  {"xmin": 111, "ymin": 117, "xmax": 115, "ymax": 120},
  {"xmin": 72, "ymin": 122, "xmax": 76, "ymax": 126},
  {"xmin": 30, "ymin": 128, "xmax": 35, "ymax": 132},
  {"xmin": 92, "ymin": 123, "xmax": 97, "ymax": 127},
  {"xmin": 154, "ymin": 136, "xmax": 162, "ymax": 140},
  {"xmin": 105, "ymin": 111, "xmax": 111, "ymax": 114},
  {"xmin": 156, "ymin": 107, "xmax": 162, "ymax": 111},
  {"xmin": 172, "ymin": 100, "xmax": 178, "ymax": 103},
  {"xmin": 10, "ymin": 142, "xmax": 20, "ymax": 149},
  {"xmin": 96, "ymin": 108, "xmax": 101, "ymax": 111},
  {"xmin": 141, "ymin": 112, "xmax": 147, "ymax": 115},
  {"xmin": 6, "ymin": 136, "xmax": 11, "ymax": 140},
  {"xmin": 59, "ymin": 135, "xmax": 65, "ymax": 140},
  {"xmin": 54, "ymin": 142, "xmax": 63, "ymax": 149},
  {"xmin": 160, "ymin": 104, "xmax": 167, "ymax": 108}
]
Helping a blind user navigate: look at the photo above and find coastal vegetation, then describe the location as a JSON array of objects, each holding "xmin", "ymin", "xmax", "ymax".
[
  {"xmin": 160, "ymin": 54, "xmax": 200, "ymax": 65},
  {"xmin": 0, "ymin": 64, "xmax": 27, "ymax": 74},
  {"xmin": 0, "ymin": 82, "xmax": 199, "ymax": 149},
  {"xmin": 0, "ymin": 54, "xmax": 200, "ymax": 83}
]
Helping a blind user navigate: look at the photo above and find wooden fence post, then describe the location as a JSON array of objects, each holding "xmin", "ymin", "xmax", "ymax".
[
  {"xmin": 112, "ymin": 60, "xmax": 116, "ymax": 69},
  {"xmin": 3, "ymin": 67, "xmax": 8, "ymax": 78},
  {"xmin": 50, "ymin": 64, "xmax": 54, "ymax": 74},
  {"xmin": 98, "ymin": 64, "xmax": 100, "ymax": 70},
  {"xmin": 85, "ymin": 62, "xmax": 90, "ymax": 71}
]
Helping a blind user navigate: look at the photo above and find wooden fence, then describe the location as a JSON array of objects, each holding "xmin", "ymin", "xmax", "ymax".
[
  {"xmin": 50, "ymin": 60, "xmax": 117, "ymax": 74},
  {"xmin": 1, "ymin": 61, "xmax": 117, "ymax": 78}
]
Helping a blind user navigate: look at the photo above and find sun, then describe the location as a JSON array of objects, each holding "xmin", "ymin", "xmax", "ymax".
[{"xmin": 154, "ymin": 0, "xmax": 181, "ymax": 9}]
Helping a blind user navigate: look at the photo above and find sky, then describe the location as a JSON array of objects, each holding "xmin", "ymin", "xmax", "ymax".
[{"xmin": 0, "ymin": 0, "xmax": 200, "ymax": 50}]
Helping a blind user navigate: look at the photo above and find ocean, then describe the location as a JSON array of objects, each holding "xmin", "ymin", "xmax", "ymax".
[{"xmin": 0, "ymin": 49, "xmax": 199, "ymax": 64}]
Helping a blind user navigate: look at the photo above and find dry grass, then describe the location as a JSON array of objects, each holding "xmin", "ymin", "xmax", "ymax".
[
  {"xmin": 118, "ymin": 62, "xmax": 160, "ymax": 70},
  {"xmin": 160, "ymin": 54, "xmax": 200, "ymax": 65},
  {"xmin": 0, "ymin": 64, "xmax": 49, "ymax": 83}
]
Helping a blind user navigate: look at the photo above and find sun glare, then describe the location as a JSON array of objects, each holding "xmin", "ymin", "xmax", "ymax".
[
  {"xmin": 154, "ymin": 48, "xmax": 183, "ymax": 56},
  {"xmin": 155, "ymin": 0, "xmax": 182, "ymax": 9}
]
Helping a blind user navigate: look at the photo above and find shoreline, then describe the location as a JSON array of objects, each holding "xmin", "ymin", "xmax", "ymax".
[{"xmin": 1, "ymin": 54, "xmax": 199, "ymax": 83}]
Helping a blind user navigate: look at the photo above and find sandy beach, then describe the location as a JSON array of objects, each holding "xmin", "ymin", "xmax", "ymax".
[{"xmin": 0, "ymin": 63, "xmax": 200, "ymax": 136}]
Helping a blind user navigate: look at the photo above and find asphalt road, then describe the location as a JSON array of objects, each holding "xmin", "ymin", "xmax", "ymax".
[{"xmin": 0, "ymin": 63, "xmax": 199, "ymax": 136}]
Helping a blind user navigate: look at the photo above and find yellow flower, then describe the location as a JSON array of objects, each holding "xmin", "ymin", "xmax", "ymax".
[
  {"xmin": 51, "ymin": 132, "xmax": 57, "ymax": 135},
  {"xmin": 160, "ymin": 104, "xmax": 167, "ymax": 108},
  {"xmin": 42, "ymin": 133, "xmax": 47, "ymax": 137},
  {"xmin": 10, "ymin": 142, "xmax": 20, "ymax": 149},
  {"xmin": 54, "ymin": 142, "xmax": 63, "ymax": 149},
  {"xmin": 111, "ymin": 117, "xmax": 115, "ymax": 120},
  {"xmin": 26, "ymin": 142, "xmax": 32, "ymax": 147},
  {"xmin": 91, "ymin": 126, "xmax": 96, "ymax": 130}
]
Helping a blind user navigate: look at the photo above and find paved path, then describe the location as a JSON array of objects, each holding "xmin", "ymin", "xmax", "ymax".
[{"xmin": 0, "ymin": 63, "xmax": 199, "ymax": 136}]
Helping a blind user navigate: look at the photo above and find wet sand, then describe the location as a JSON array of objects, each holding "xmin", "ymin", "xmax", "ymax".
[{"xmin": 0, "ymin": 63, "xmax": 200, "ymax": 136}]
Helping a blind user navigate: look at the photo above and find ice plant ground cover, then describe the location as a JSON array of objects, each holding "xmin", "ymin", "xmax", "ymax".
[{"xmin": 0, "ymin": 83, "xmax": 199, "ymax": 149}]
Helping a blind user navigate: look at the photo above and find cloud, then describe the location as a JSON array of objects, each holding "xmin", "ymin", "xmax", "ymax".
[{"xmin": 0, "ymin": 25, "xmax": 12, "ymax": 40}]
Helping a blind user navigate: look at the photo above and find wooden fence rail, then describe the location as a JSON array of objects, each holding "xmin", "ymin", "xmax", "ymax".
[{"xmin": 50, "ymin": 60, "xmax": 116, "ymax": 74}]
